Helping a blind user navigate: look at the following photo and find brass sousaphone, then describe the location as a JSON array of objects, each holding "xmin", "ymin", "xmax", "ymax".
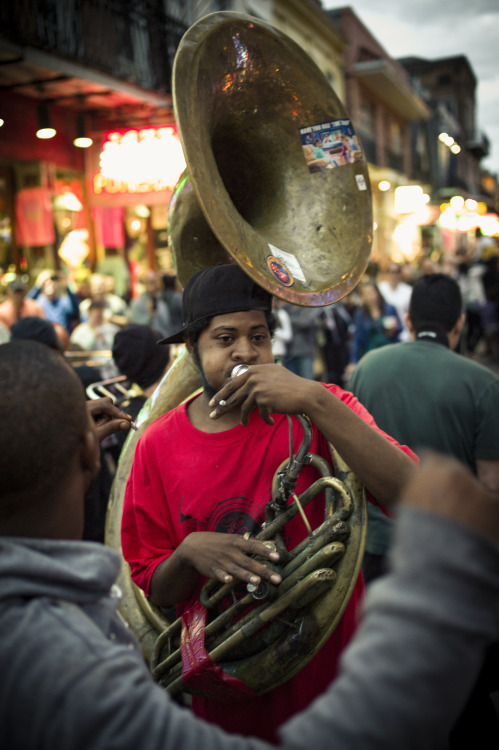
[{"xmin": 105, "ymin": 11, "xmax": 372, "ymax": 697}]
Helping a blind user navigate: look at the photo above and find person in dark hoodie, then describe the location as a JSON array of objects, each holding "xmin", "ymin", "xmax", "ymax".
[
  {"xmin": 1, "ymin": 340, "xmax": 499, "ymax": 750},
  {"xmin": 111, "ymin": 324, "xmax": 171, "ymax": 453}
]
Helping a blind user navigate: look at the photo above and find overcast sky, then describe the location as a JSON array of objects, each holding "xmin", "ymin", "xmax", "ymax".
[{"xmin": 322, "ymin": 0, "xmax": 499, "ymax": 177}]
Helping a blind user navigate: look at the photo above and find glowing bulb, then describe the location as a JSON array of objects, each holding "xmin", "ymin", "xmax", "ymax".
[
  {"xmin": 73, "ymin": 136, "xmax": 93, "ymax": 148},
  {"xmin": 450, "ymin": 195, "xmax": 464, "ymax": 212},
  {"xmin": 36, "ymin": 127, "xmax": 56, "ymax": 139}
]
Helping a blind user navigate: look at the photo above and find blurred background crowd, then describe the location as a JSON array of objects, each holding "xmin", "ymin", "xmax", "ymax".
[{"xmin": 1, "ymin": 227, "xmax": 497, "ymax": 389}]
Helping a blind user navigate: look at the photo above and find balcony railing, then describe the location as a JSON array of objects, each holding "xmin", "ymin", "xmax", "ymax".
[{"xmin": 0, "ymin": 0, "xmax": 188, "ymax": 94}]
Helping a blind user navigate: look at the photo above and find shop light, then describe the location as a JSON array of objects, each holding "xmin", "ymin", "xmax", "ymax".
[
  {"xmin": 457, "ymin": 213, "xmax": 480, "ymax": 233},
  {"xmin": 378, "ymin": 180, "xmax": 391, "ymax": 192},
  {"xmin": 58, "ymin": 229, "xmax": 90, "ymax": 268},
  {"xmin": 135, "ymin": 204, "xmax": 150, "ymax": 218},
  {"xmin": 480, "ymin": 214, "xmax": 499, "ymax": 236},
  {"xmin": 53, "ymin": 192, "xmax": 83, "ymax": 212},
  {"xmin": 392, "ymin": 219, "xmax": 421, "ymax": 261},
  {"xmin": 450, "ymin": 195, "xmax": 465, "ymax": 212},
  {"xmin": 438, "ymin": 131, "xmax": 461, "ymax": 155},
  {"xmin": 0, "ymin": 118, "xmax": 4, "ymax": 127},
  {"xmin": 94, "ymin": 125, "xmax": 186, "ymax": 196},
  {"xmin": 438, "ymin": 132, "xmax": 453, "ymax": 147},
  {"xmin": 36, "ymin": 102, "xmax": 56, "ymax": 139},
  {"xmin": 73, "ymin": 113, "xmax": 93, "ymax": 149},
  {"xmin": 465, "ymin": 199, "xmax": 478, "ymax": 211},
  {"xmin": 439, "ymin": 211, "xmax": 457, "ymax": 231},
  {"xmin": 394, "ymin": 185, "xmax": 425, "ymax": 214}
]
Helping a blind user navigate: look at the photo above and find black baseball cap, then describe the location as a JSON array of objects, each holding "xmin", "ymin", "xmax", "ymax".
[
  {"xmin": 113, "ymin": 324, "xmax": 171, "ymax": 389},
  {"xmin": 158, "ymin": 264, "xmax": 272, "ymax": 345}
]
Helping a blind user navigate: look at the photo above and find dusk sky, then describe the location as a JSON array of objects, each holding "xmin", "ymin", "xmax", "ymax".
[{"xmin": 322, "ymin": 0, "xmax": 499, "ymax": 177}]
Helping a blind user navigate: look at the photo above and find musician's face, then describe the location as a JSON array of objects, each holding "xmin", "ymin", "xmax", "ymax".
[{"xmin": 190, "ymin": 309, "xmax": 273, "ymax": 397}]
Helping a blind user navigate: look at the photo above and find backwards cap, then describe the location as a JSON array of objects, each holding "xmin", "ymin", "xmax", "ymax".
[{"xmin": 158, "ymin": 264, "xmax": 272, "ymax": 345}]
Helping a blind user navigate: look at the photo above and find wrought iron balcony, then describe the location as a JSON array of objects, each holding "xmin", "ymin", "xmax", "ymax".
[{"xmin": 0, "ymin": 0, "xmax": 188, "ymax": 95}]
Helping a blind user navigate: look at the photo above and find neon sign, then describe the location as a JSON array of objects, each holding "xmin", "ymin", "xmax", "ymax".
[{"xmin": 93, "ymin": 126, "xmax": 186, "ymax": 196}]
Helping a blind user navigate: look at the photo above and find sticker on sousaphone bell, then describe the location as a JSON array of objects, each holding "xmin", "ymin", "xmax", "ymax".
[
  {"xmin": 266, "ymin": 245, "xmax": 307, "ymax": 287},
  {"xmin": 300, "ymin": 118, "xmax": 363, "ymax": 174},
  {"xmin": 266, "ymin": 256, "xmax": 293, "ymax": 287}
]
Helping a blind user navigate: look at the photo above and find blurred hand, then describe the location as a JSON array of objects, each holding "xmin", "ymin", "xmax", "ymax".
[
  {"xmin": 34, "ymin": 270, "xmax": 53, "ymax": 289},
  {"xmin": 86, "ymin": 397, "xmax": 134, "ymax": 443},
  {"xmin": 401, "ymin": 451, "xmax": 499, "ymax": 545}
]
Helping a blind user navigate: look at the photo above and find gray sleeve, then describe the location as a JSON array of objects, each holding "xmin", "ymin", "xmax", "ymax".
[
  {"xmin": 31, "ymin": 641, "xmax": 268, "ymax": 750},
  {"xmin": 279, "ymin": 506, "xmax": 499, "ymax": 750}
]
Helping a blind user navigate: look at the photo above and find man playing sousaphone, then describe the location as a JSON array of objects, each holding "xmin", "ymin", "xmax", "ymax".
[{"xmin": 121, "ymin": 262, "xmax": 418, "ymax": 743}]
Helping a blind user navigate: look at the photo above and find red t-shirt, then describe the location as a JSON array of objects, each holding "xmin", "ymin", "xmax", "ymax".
[{"xmin": 122, "ymin": 383, "xmax": 416, "ymax": 743}]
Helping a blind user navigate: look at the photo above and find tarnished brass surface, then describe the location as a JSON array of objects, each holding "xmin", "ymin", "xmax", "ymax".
[
  {"xmin": 104, "ymin": 348, "xmax": 202, "ymax": 661},
  {"xmin": 168, "ymin": 11, "xmax": 372, "ymax": 305}
]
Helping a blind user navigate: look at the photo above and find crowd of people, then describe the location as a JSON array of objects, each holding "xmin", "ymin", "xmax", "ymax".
[
  {"xmin": 274, "ymin": 235, "xmax": 499, "ymax": 387},
  {"xmin": 0, "ymin": 234, "xmax": 498, "ymax": 749},
  {"xmin": 1, "ymin": 228, "xmax": 497, "ymax": 389},
  {"xmin": 0, "ymin": 266, "xmax": 183, "ymax": 360}
]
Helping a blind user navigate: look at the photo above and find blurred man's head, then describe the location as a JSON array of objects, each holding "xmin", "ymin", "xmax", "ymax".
[
  {"xmin": 409, "ymin": 273, "xmax": 462, "ymax": 333},
  {"xmin": 0, "ymin": 340, "xmax": 99, "ymax": 539},
  {"xmin": 408, "ymin": 273, "xmax": 464, "ymax": 349},
  {"xmin": 112, "ymin": 324, "xmax": 170, "ymax": 391},
  {"xmin": 87, "ymin": 300, "xmax": 107, "ymax": 328},
  {"xmin": 89, "ymin": 274, "xmax": 108, "ymax": 300},
  {"xmin": 10, "ymin": 316, "xmax": 61, "ymax": 351},
  {"xmin": 6, "ymin": 278, "xmax": 28, "ymax": 309},
  {"xmin": 41, "ymin": 274, "xmax": 62, "ymax": 300}
]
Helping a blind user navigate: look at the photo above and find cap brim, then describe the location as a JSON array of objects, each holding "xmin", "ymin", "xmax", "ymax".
[{"xmin": 157, "ymin": 328, "xmax": 186, "ymax": 345}]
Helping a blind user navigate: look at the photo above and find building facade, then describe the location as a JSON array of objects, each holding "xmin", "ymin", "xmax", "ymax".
[
  {"xmin": 0, "ymin": 0, "xmax": 187, "ymax": 279},
  {"xmin": 325, "ymin": 6, "xmax": 429, "ymax": 264}
]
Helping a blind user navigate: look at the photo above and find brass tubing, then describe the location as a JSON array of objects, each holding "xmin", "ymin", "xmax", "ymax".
[
  {"xmin": 153, "ymin": 590, "xmax": 257, "ymax": 676},
  {"xmin": 163, "ymin": 569, "xmax": 336, "ymax": 694},
  {"xmin": 156, "ymin": 494, "xmax": 351, "ymax": 667},
  {"xmin": 199, "ymin": 476, "xmax": 336, "ymax": 610},
  {"xmin": 218, "ymin": 570, "xmax": 335, "ymax": 643},
  {"xmin": 278, "ymin": 542, "xmax": 345, "ymax": 596},
  {"xmin": 152, "ymin": 455, "xmax": 354, "ymax": 689},
  {"xmin": 206, "ymin": 543, "xmax": 344, "ymax": 652},
  {"xmin": 281, "ymin": 516, "xmax": 349, "ymax": 576}
]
